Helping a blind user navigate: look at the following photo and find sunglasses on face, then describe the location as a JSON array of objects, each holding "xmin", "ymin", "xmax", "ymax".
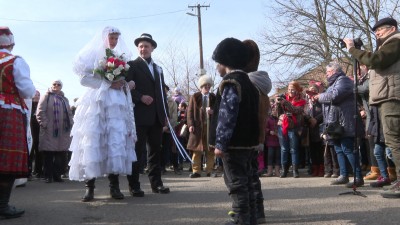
[{"xmin": 53, "ymin": 83, "xmax": 62, "ymax": 86}]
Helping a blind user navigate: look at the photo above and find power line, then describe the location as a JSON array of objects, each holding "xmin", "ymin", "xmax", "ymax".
[{"xmin": 0, "ymin": 9, "xmax": 187, "ymax": 23}]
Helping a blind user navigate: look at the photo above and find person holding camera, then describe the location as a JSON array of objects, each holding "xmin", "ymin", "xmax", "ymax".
[
  {"xmin": 313, "ymin": 62, "xmax": 364, "ymax": 188},
  {"xmin": 275, "ymin": 81, "xmax": 306, "ymax": 178},
  {"xmin": 343, "ymin": 17, "xmax": 400, "ymax": 198}
]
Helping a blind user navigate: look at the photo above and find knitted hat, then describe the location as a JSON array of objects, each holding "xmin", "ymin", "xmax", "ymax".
[
  {"xmin": 198, "ymin": 74, "xmax": 213, "ymax": 88},
  {"xmin": 134, "ymin": 33, "xmax": 157, "ymax": 48},
  {"xmin": 242, "ymin": 39, "xmax": 260, "ymax": 73},
  {"xmin": 372, "ymin": 17, "xmax": 398, "ymax": 31},
  {"xmin": 212, "ymin": 37, "xmax": 248, "ymax": 69},
  {"xmin": 0, "ymin": 27, "xmax": 15, "ymax": 48}
]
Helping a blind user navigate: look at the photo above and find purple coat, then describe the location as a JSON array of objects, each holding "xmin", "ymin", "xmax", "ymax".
[
  {"xmin": 265, "ymin": 115, "xmax": 280, "ymax": 147},
  {"xmin": 172, "ymin": 94, "xmax": 186, "ymax": 104}
]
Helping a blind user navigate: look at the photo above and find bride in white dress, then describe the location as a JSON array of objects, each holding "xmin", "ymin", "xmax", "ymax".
[{"xmin": 69, "ymin": 26, "xmax": 137, "ymax": 201}]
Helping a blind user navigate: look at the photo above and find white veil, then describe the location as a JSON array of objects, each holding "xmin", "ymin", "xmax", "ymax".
[{"xmin": 72, "ymin": 26, "xmax": 132, "ymax": 77}]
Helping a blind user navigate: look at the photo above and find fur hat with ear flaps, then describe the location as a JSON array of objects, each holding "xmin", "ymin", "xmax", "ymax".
[{"xmin": 212, "ymin": 37, "xmax": 249, "ymax": 70}]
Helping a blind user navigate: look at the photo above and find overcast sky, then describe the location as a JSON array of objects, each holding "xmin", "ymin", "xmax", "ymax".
[{"xmin": 1, "ymin": 0, "xmax": 272, "ymax": 101}]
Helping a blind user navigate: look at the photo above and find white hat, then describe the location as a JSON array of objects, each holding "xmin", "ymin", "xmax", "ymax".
[
  {"xmin": 0, "ymin": 27, "xmax": 15, "ymax": 48},
  {"xmin": 198, "ymin": 74, "xmax": 213, "ymax": 88}
]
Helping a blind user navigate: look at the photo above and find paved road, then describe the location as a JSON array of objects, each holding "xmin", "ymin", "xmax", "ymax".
[{"xmin": 2, "ymin": 168, "xmax": 400, "ymax": 225}]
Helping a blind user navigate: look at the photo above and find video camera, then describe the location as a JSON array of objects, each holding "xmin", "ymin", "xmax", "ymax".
[
  {"xmin": 339, "ymin": 38, "xmax": 363, "ymax": 49},
  {"xmin": 276, "ymin": 94, "xmax": 286, "ymax": 101}
]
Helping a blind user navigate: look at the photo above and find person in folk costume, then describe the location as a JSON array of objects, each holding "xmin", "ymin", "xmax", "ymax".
[
  {"xmin": 13, "ymin": 98, "xmax": 33, "ymax": 188},
  {"xmin": 0, "ymin": 26, "xmax": 36, "ymax": 219},
  {"xmin": 242, "ymin": 39, "xmax": 272, "ymax": 224},
  {"xmin": 125, "ymin": 33, "xmax": 170, "ymax": 196},
  {"xmin": 210, "ymin": 37, "xmax": 260, "ymax": 225},
  {"xmin": 69, "ymin": 26, "xmax": 137, "ymax": 202},
  {"xmin": 187, "ymin": 71, "xmax": 216, "ymax": 178},
  {"xmin": 275, "ymin": 81, "xmax": 306, "ymax": 178}
]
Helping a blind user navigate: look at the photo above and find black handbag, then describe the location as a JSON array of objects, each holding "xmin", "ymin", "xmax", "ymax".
[
  {"xmin": 325, "ymin": 122, "xmax": 344, "ymax": 139},
  {"xmin": 324, "ymin": 101, "xmax": 344, "ymax": 139}
]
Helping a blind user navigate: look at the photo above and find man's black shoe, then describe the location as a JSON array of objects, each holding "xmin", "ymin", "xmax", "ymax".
[
  {"xmin": 152, "ymin": 186, "xmax": 170, "ymax": 194},
  {"xmin": 129, "ymin": 188, "xmax": 144, "ymax": 197},
  {"xmin": 53, "ymin": 177, "xmax": 64, "ymax": 183},
  {"xmin": 189, "ymin": 173, "xmax": 201, "ymax": 178},
  {"xmin": 0, "ymin": 205, "xmax": 25, "ymax": 219}
]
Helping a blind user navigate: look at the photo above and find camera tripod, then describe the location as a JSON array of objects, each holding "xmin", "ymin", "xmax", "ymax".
[{"xmin": 338, "ymin": 57, "xmax": 367, "ymax": 198}]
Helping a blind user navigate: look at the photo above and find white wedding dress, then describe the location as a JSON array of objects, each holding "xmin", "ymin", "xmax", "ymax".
[{"xmin": 68, "ymin": 72, "xmax": 137, "ymax": 181}]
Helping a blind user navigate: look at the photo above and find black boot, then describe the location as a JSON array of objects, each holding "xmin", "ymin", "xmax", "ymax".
[
  {"xmin": 225, "ymin": 211, "xmax": 251, "ymax": 225},
  {"xmin": 108, "ymin": 174, "xmax": 124, "ymax": 200},
  {"xmin": 293, "ymin": 165, "xmax": 300, "ymax": 178},
  {"xmin": 256, "ymin": 204, "xmax": 266, "ymax": 224},
  {"xmin": 280, "ymin": 164, "xmax": 288, "ymax": 178},
  {"xmin": 82, "ymin": 178, "xmax": 95, "ymax": 202},
  {"xmin": 0, "ymin": 176, "xmax": 25, "ymax": 219}
]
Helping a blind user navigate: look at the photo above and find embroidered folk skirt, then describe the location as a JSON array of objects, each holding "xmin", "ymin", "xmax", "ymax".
[{"xmin": 0, "ymin": 107, "xmax": 29, "ymax": 177}]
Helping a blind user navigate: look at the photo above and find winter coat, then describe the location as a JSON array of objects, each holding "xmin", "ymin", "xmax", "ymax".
[
  {"xmin": 126, "ymin": 57, "xmax": 168, "ymax": 126},
  {"xmin": 186, "ymin": 91, "xmax": 216, "ymax": 151},
  {"xmin": 318, "ymin": 73, "xmax": 364, "ymax": 138},
  {"xmin": 36, "ymin": 89, "xmax": 73, "ymax": 151},
  {"xmin": 265, "ymin": 115, "xmax": 280, "ymax": 147},
  {"xmin": 304, "ymin": 98, "xmax": 323, "ymax": 142},
  {"xmin": 367, "ymin": 106, "xmax": 385, "ymax": 144},
  {"xmin": 350, "ymin": 32, "xmax": 400, "ymax": 105}
]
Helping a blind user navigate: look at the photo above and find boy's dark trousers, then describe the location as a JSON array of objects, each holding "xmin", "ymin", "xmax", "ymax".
[
  {"xmin": 251, "ymin": 150, "xmax": 265, "ymax": 223},
  {"xmin": 222, "ymin": 149, "xmax": 255, "ymax": 225}
]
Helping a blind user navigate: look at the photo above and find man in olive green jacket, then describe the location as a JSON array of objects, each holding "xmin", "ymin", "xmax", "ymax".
[{"xmin": 344, "ymin": 17, "xmax": 400, "ymax": 198}]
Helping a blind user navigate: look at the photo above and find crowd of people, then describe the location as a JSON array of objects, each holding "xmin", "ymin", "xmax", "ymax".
[{"xmin": 1, "ymin": 16, "xmax": 400, "ymax": 225}]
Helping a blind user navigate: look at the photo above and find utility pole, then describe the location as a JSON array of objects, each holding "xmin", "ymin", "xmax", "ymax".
[{"xmin": 187, "ymin": 4, "xmax": 209, "ymax": 70}]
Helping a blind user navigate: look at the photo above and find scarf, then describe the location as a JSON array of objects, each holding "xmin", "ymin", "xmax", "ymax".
[
  {"xmin": 51, "ymin": 93, "xmax": 71, "ymax": 137},
  {"xmin": 281, "ymin": 94, "xmax": 306, "ymax": 136},
  {"xmin": 327, "ymin": 72, "xmax": 344, "ymax": 86}
]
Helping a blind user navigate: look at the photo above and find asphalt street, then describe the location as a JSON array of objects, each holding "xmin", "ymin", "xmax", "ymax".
[{"xmin": 2, "ymin": 168, "xmax": 400, "ymax": 225}]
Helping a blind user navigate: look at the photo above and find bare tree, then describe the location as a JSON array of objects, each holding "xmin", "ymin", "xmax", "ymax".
[
  {"xmin": 158, "ymin": 40, "xmax": 224, "ymax": 101},
  {"xmin": 260, "ymin": 0, "xmax": 400, "ymax": 87}
]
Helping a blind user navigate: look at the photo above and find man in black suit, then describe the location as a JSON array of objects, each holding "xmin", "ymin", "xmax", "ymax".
[{"xmin": 126, "ymin": 33, "xmax": 170, "ymax": 196}]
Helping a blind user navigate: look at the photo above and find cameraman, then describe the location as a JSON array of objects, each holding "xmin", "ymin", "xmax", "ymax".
[
  {"xmin": 313, "ymin": 62, "xmax": 364, "ymax": 188},
  {"xmin": 343, "ymin": 17, "xmax": 400, "ymax": 198}
]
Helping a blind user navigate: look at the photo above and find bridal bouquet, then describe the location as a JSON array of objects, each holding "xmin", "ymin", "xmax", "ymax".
[{"xmin": 94, "ymin": 48, "xmax": 130, "ymax": 82}]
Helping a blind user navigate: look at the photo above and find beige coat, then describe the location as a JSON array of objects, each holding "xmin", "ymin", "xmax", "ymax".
[
  {"xmin": 186, "ymin": 92, "xmax": 216, "ymax": 152},
  {"xmin": 36, "ymin": 89, "xmax": 73, "ymax": 151}
]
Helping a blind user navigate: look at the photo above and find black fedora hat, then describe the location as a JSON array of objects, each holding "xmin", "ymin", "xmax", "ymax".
[{"xmin": 134, "ymin": 33, "xmax": 157, "ymax": 48}]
